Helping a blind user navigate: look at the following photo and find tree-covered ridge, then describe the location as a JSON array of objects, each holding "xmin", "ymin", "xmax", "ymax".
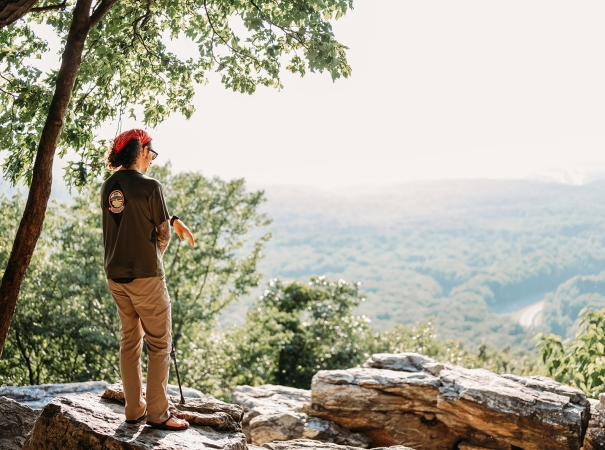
[
  {"xmin": 0, "ymin": 172, "xmax": 543, "ymax": 397},
  {"xmin": 5, "ymin": 176, "xmax": 605, "ymax": 353},
  {"xmin": 225, "ymin": 179, "xmax": 605, "ymax": 348},
  {"xmin": 542, "ymin": 271, "xmax": 605, "ymax": 338}
]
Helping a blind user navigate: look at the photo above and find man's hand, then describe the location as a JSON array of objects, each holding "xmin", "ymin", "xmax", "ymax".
[{"xmin": 173, "ymin": 219, "xmax": 195, "ymax": 247}]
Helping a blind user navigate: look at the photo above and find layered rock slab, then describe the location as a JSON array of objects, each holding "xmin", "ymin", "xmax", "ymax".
[
  {"xmin": 309, "ymin": 353, "xmax": 590, "ymax": 450},
  {"xmin": 22, "ymin": 393, "xmax": 247, "ymax": 450},
  {"xmin": 232, "ymin": 384, "xmax": 370, "ymax": 447},
  {"xmin": 0, "ymin": 397, "xmax": 40, "ymax": 450},
  {"xmin": 583, "ymin": 397, "xmax": 605, "ymax": 450}
]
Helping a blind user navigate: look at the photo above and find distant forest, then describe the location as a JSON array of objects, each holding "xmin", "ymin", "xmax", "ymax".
[
  {"xmin": 5, "ymin": 174, "xmax": 605, "ymax": 394},
  {"xmin": 4, "ymin": 176, "xmax": 605, "ymax": 351},
  {"xmin": 221, "ymin": 179, "xmax": 605, "ymax": 350}
]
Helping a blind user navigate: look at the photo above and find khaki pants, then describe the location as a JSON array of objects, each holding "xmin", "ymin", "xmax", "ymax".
[{"xmin": 108, "ymin": 277, "xmax": 172, "ymax": 424}]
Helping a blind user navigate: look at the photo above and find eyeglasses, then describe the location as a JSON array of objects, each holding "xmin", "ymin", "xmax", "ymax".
[{"xmin": 148, "ymin": 148, "xmax": 158, "ymax": 160}]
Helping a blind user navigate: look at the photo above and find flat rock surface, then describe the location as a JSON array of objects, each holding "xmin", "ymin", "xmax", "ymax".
[
  {"xmin": 103, "ymin": 383, "xmax": 243, "ymax": 431},
  {"xmin": 310, "ymin": 352, "xmax": 590, "ymax": 450},
  {"xmin": 22, "ymin": 393, "xmax": 247, "ymax": 450},
  {"xmin": 0, "ymin": 397, "xmax": 40, "ymax": 450},
  {"xmin": 0, "ymin": 380, "xmax": 203, "ymax": 410}
]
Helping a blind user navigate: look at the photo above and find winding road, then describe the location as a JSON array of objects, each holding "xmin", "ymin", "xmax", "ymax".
[{"xmin": 518, "ymin": 300, "xmax": 545, "ymax": 328}]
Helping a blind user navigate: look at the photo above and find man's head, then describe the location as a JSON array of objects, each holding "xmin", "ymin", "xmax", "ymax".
[{"xmin": 106, "ymin": 129, "xmax": 157, "ymax": 172}]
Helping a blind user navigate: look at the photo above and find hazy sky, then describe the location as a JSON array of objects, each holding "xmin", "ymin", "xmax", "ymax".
[{"xmin": 48, "ymin": 1, "xmax": 605, "ymax": 187}]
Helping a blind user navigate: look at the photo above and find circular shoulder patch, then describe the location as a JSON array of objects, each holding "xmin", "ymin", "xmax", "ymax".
[{"xmin": 108, "ymin": 190, "xmax": 125, "ymax": 214}]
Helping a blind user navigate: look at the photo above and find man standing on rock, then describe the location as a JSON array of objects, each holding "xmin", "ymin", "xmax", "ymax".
[{"xmin": 101, "ymin": 128, "xmax": 193, "ymax": 431}]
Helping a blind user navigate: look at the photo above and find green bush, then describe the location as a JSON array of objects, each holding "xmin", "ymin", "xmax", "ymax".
[
  {"xmin": 181, "ymin": 282, "xmax": 541, "ymax": 401},
  {"xmin": 537, "ymin": 308, "xmax": 605, "ymax": 398},
  {"xmin": 181, "ymin": 275, "xmax": 372, "ymax": 398}
]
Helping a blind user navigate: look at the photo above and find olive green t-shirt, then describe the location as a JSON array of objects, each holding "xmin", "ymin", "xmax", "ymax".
[{"xmin": 101, "ymin": 170, "xmax": 170, "ymax": 279}]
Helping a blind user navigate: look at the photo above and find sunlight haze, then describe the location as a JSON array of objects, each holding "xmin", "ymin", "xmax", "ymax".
[{"xmin": 37, "ymin": 1, "xmax": 605, "ymax": 187}]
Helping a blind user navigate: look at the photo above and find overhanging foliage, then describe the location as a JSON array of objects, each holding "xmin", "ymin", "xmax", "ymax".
[{"xmin": 0, "ymin": 0, "xmax": 352, "ymax": 189}]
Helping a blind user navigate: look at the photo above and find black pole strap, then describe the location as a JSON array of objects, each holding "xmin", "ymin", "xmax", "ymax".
[{"xmin": 171, "ymin": 342, "xmax": 185, "ymax": 406}]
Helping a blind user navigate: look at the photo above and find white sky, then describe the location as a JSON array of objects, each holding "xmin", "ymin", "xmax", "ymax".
[{"xmin": 51, "ymin": 1, "xmax": 605, "ymax": 187}]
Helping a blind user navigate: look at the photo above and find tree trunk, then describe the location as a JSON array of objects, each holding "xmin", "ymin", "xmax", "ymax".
[
  {"xmin": 0, "ymin": 0, "xmax": 39, "ymax": 29},
  {"xmin": 0, "ymin": 0, "xmax": 93, "ymax": 357}
]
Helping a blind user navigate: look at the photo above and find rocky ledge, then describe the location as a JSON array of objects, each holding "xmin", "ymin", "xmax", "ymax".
[
  {"xmin": 9, "ymin": 353, "xmax": 605, "ymax": 449},
  {"xmin": 21, "ymin": 388, "xmax": 247, "ymax": 450},
  {"xmin": 308, "ymin": 353, "xmax": 591, "ymax": 450},
  {"xmin": 232, "ymin": 384, "xmax": 370, "ymax": 447}
]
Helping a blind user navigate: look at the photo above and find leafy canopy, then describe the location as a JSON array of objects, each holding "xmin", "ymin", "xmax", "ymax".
[{"xmin": 0, "ymin": 0, "xmax": 352, "ymax": 188}]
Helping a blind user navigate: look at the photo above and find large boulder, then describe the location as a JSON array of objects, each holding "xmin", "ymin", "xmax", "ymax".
[
  {"xmin": 232, "ymin": 384, "xmax": 370, "ymax": 447},
  {"xmin": 0, "ymin": 397, "xmax": 40, "ymax": 450},
  {"xmin": 308, "ymin": 353, "xmax": 591, "ymax": 450},
  {"xmin": 22, "ymin": 392, "xmax": 247, "ymax": 450}
]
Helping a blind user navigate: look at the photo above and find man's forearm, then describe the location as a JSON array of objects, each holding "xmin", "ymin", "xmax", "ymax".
[{"xmin": 157, "ymin": 220, "xmax": 171, "ymax": 256}]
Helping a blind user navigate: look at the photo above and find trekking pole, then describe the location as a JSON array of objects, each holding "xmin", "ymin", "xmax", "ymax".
[{"xmin": 171, "ymin": 342, "xmax": 186, "ymax": 406}]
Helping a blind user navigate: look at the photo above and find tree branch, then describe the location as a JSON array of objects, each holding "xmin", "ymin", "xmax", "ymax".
[
  {"xmin": 0, "ymin": 86, "xmax": 17, "ymax": 99},
  {"xmin": 248, "ymin": 0, "xmax": 309, "ymax": 50},
  {"xmin": 14, "ymin": 327, "xmax": 35, "ymax": 386},
  {"xmin": 132, "ymin": 31, "xmax": 165, "ymax": 65},
  {"xmin": 30, "ymin": 0, "xmax": 66, "ymax": 12},
  {"xmin": 0, "ymin": 74, "xmax": 17, "ymax": 136},
  {"xmin": 73, "ymin": 82, "xmax": 97, "ymax": 113},
  {"xmin": 131, "ymin": 0, "xmax": 151, "ymax": 39},
  {"xmin": 0, "ymin": 0, "xmax": 39, "ymax": 29},
  {"xmin": 89, "ymin": 0, "xmax": 118, "ymax": 28},
  {"xmin": 203, "ymin": 0, "xmax": 262, "ymax": 66},
  {"xmin": 203, "ymin": 295, "xmax": 233, "ymax": 320}
]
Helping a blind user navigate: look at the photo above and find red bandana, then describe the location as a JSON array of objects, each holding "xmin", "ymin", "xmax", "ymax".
[{"xmin": 112, "ymin": 129, "xmax": 151, "ymax": 154}]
